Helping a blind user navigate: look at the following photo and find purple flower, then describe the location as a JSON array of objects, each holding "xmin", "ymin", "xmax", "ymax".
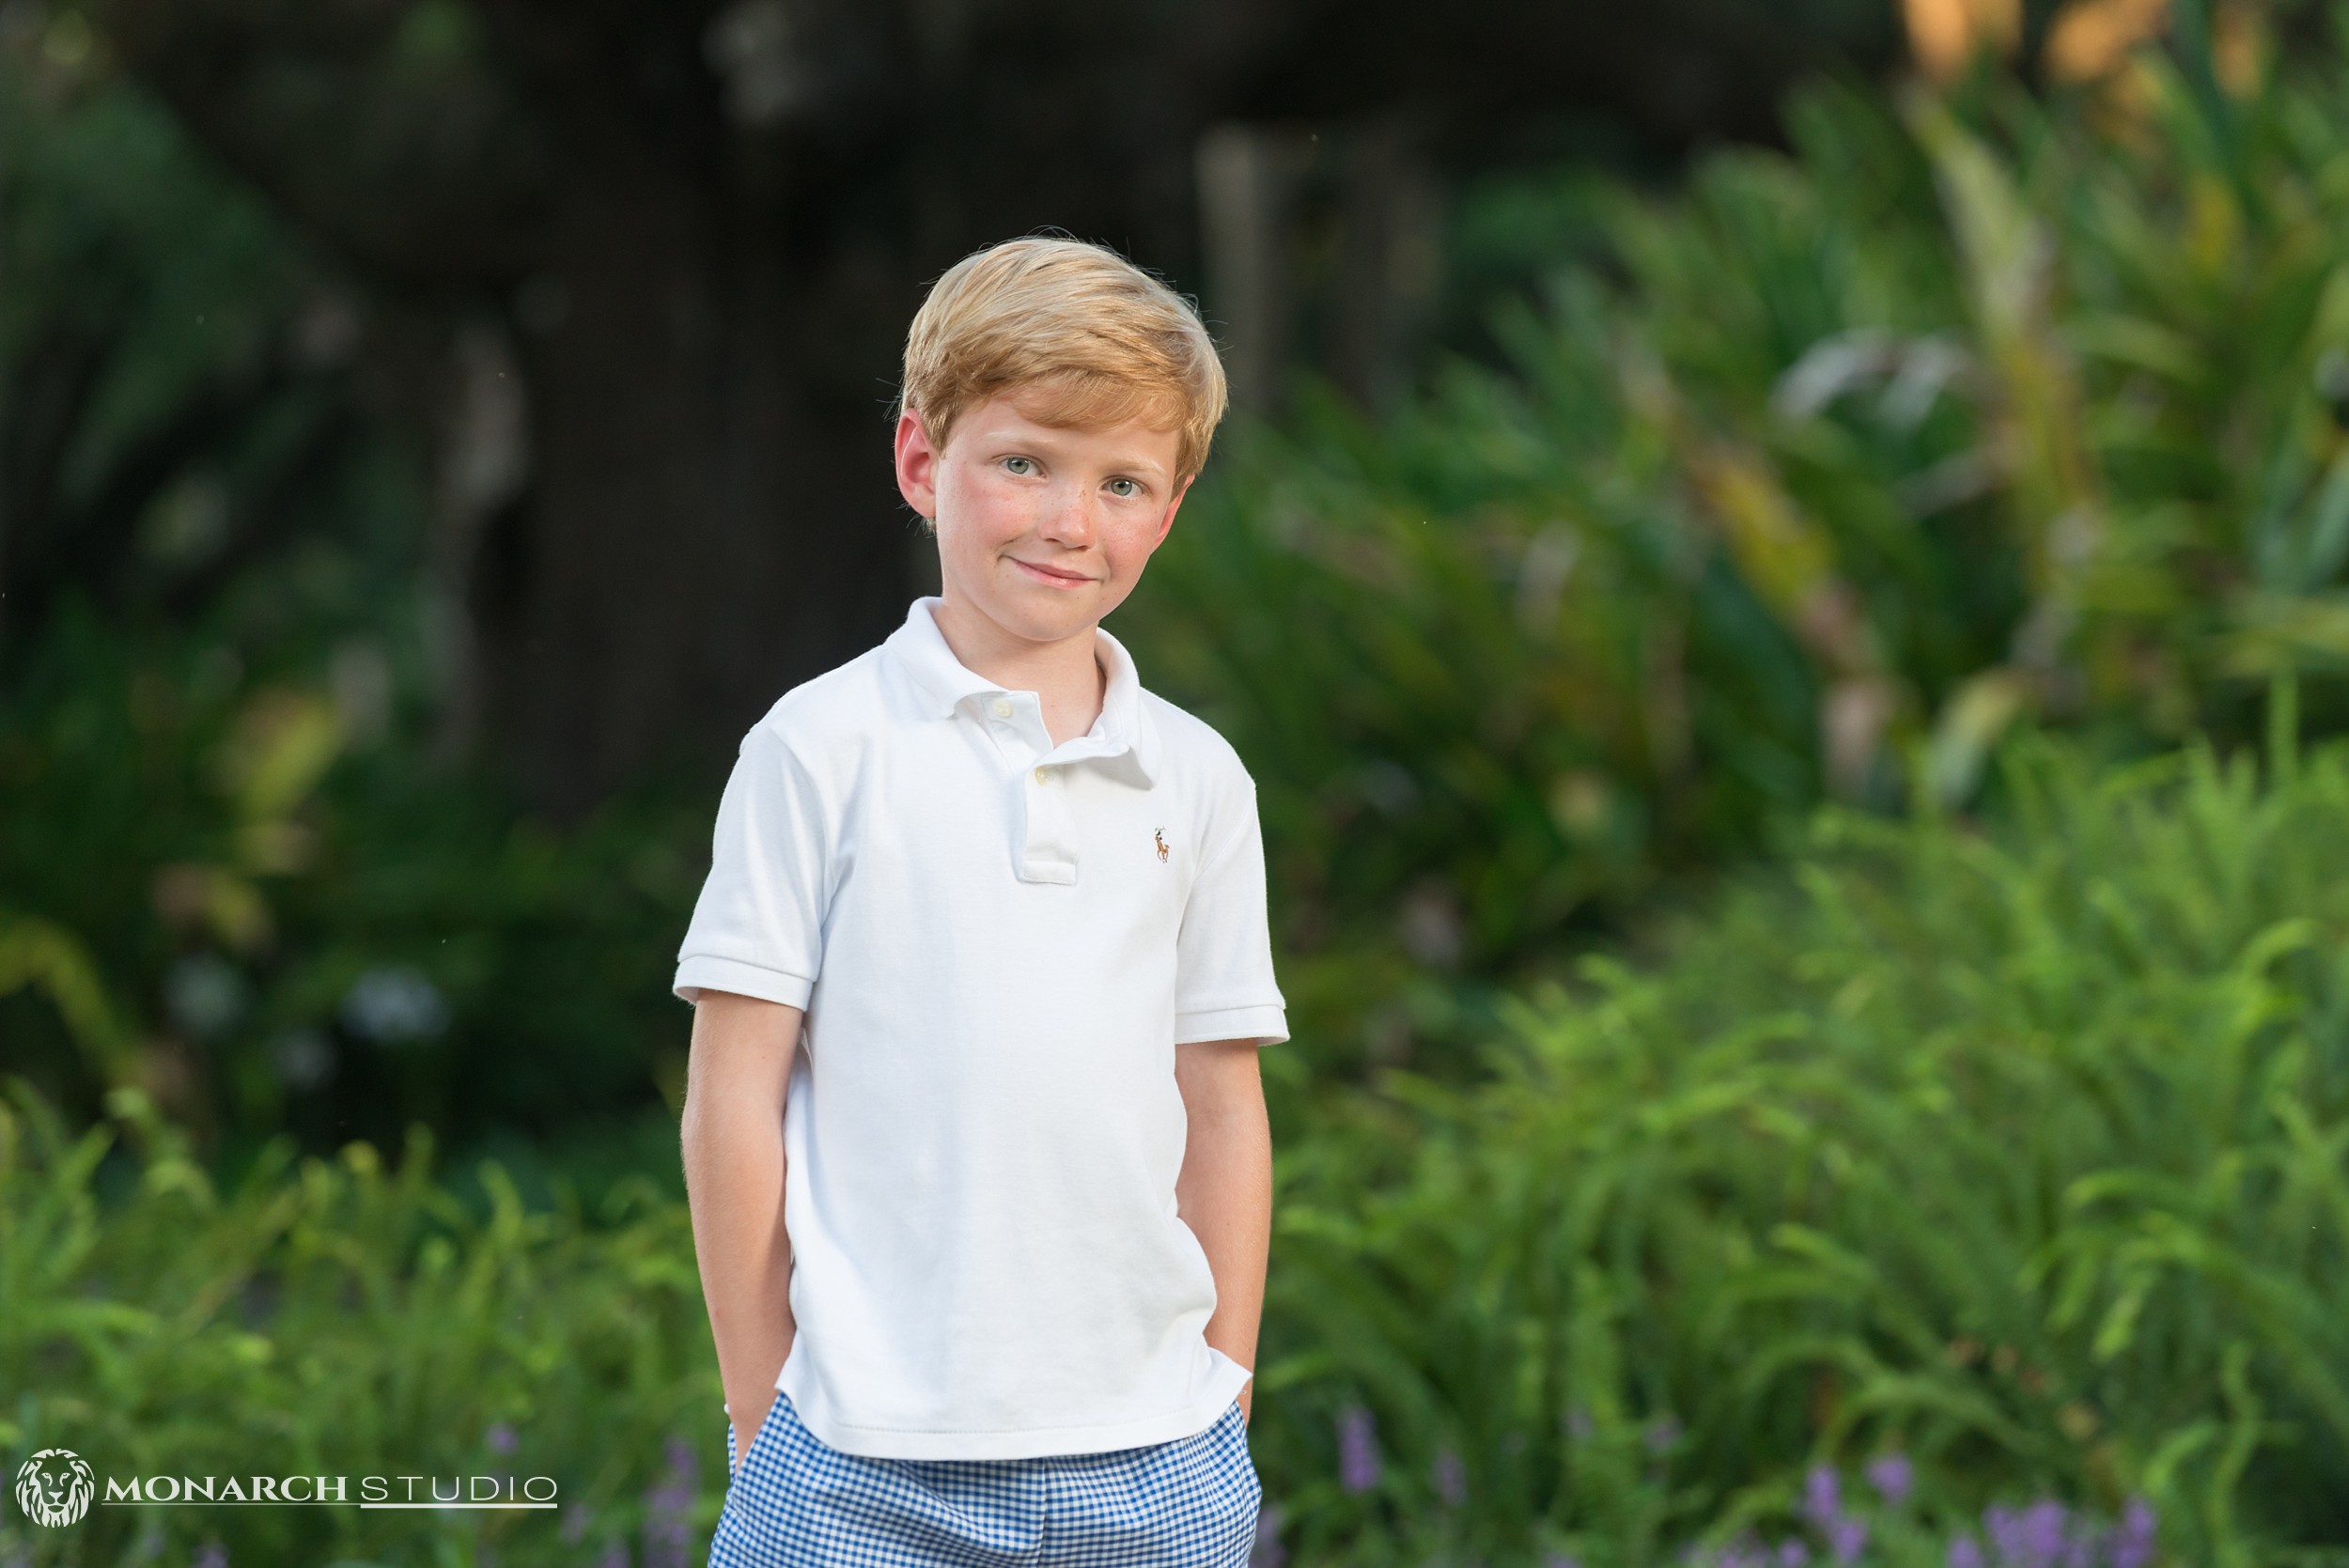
[
  {"xmin": 1985, "ymin": 1508, "xmax": 2019, "ymax": 1560},
  {"xmin": 2110, "ymin": 1498, "xmax": 2157, "ymax": 1568},
  {"xmin": 1986, "ymin": 1500, "xmax": 2070, "ymax": 1568},
  {"xmin": 1802, "ymin": 1465, "xmax": 1843, "ymax": 1529},
  {"xmin": 641, "ymin": 1433, "xmax": 699, "ymax": 1568},
  {"xmin": 1336, "ymin": 1405, "xmax": 1381, "ymax": 1494},
  {"xmin": 1250, "ymin": 1503, "xmax": 1286, "ymax": 1568},
  {"xmin": 487, "ymin": 1421, "xmax": 519, "ymax": 1456},
  {"xmin": 1645, "ymin": 1416, "xmax": 1685, "ymax": 1453},
  {"xmin": 193, "ymin": 1546, "xmax": 229, "ymax": 1568},
  {"xmin": 1433, "ymin": 1448, "xmax": 1469, "ymax": 1507},
  {"xmin": 1564, "ymin": 1406, "xmax": 1595, "ymax": 1442},
  {"xmin": 1779, "ymin": 1541, "xmax": 1812, "ymax": 1567},
  {"xmin": 596, "ymin": 1542, "xmax": 629, "ymax": 1568},
  {"xmin": 1826, "ymin": 1515, "xmax": 1868, "ymax": 1565},
  {"xmin": 1948, "ymin": 1538, "xmax": 1985, "ymax": 1568},
  {"xmin": 1866, "ymin": 1452, "xmax": 1913, "ymax": 1508},
  {"xmin": 2022, "ymin": 1500, "xmax": 2070, "ymax": 1568},
  {"xmin": 1715, "ymin": 1530, "xmax": 1766, "ymax": 1568}
]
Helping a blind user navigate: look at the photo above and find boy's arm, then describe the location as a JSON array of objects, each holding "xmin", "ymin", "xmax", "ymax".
[
  {"xmin": 681, "ymin": 990, "xmax": 802, "ymax": 1472},
  {"xmin": 1174, "ymin": 1037, "xmax": 1274, "ymax": 1425}
]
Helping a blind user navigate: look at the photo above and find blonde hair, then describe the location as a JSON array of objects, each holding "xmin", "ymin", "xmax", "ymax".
[{"xmin": 898, "ymin": 237, "xmax": 1229, "ymax": 482}]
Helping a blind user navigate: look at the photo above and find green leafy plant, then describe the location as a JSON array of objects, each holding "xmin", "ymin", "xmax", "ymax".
[
  {"xmin": 16, "ymin": 733, "xmax": 2349, "ymax": 1567},
  {"xmin": 1122, "ymin": 8, "xmax": 2349, "ymax": 1075},
  {"xmin": 0, "ymin": 615, "xmax": 708, "ymax": 1179},
  {"xmin": 1248, "ymin": 729, "xmax": 2349, "ymax": 1567},
  {"xmin": 0, "ymin": 1081, "xmax": 723, "ymax": 1568},
  {"xmin": 0, "ymin": 29, "xmax": 723, "ymax": 1172}
]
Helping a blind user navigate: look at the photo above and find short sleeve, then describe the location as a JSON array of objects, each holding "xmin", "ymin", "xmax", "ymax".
[
  {"xmin": 1174, "ymin": 766, "xmax": 1288, "ymax": 1046},
  {"xmin": 673, "ymin": 728, "xmax": 830, "ymax": 1009}
]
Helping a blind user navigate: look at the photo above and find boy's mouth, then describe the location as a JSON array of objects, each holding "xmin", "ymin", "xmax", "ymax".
[{"xmin": 1010, "ymin": 557, "xmax": 1096, "ymax": 588}]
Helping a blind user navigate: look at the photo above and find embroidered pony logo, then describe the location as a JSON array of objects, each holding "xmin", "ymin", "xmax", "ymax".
[{"xmin": 1154, "ymin": 828, "xmax": 1170, "ymax": 862}]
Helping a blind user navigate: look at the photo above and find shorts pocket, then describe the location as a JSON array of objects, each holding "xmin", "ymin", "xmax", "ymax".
[
  {"xmin": 727, "ymin": 1389, "xmax": 790, "ymax": 1483},
  {"xmin": 1229, "ymin": 1405, "xmax": 1264, "ymax": 1508},
  {"xmin": 1219, "ymin": 1400, "xmax": 1252, "ymax": 1453}
]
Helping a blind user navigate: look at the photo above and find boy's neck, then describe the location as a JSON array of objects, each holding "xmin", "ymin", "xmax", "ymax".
[{"xmin": 926, "ymin": 595, "xmax": 1108, "ymax": 748}]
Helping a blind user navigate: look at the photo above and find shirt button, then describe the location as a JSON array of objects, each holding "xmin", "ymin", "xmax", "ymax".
[
  {"xmin": 1034, "ymin": 768, "xmax": 1048, "ymax": 784},
  {"xmin": 989, "ymin": 699, "xmax": 1013, "ymax": 719}
]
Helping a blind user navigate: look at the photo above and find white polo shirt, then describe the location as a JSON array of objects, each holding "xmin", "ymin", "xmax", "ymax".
[{"xmin": 674, "ymin": 597, "xmax": 1287, "ymax": 1461}]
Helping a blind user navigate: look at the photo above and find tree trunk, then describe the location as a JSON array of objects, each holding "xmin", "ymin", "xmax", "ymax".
[
  {"xmin": 480, "ymin": 170, "xmax": 913, "ymax": 811},
  {"xmin": 85, "ymin": 0, "xmax": 1887, "ymax": 812}
]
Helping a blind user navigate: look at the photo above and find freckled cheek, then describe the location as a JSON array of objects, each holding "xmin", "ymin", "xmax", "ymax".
[
  {"xmin": 1097, "ymin": 517, "xmax": 1166, "ymax": 575},
  {"xmin": 941, "ymin": 483, "xmax": 1041, "ymax": 550}
]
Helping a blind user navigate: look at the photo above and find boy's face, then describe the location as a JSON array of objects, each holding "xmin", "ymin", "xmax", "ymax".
[{"xmin": 894, "ymin": 395, "xmax": 1192, "ymax": 649}]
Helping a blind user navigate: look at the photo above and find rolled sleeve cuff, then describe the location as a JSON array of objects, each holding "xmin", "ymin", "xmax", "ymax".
[
  {"xmin": 673, "ymin": 955, "xmax": 815, "ymax": 1010},
  {"xmin": 1174, "ymin": 1003, "xmax": 1288, "ymax": 1047}
]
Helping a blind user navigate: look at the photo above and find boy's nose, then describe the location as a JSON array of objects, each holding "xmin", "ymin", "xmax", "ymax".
[{"xmin": 1038, "ymin": 488, "xmax": 1097, "ymax": 544}]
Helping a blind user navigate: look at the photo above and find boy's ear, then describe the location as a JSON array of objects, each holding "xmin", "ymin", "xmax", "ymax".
[
  {"xmin": 894, "ymin": 410, "xmax": 941, "ymax": 521},
  {"xmin": 1154, "ymin": 472, "xmax": 1196, "ymax": 547}
]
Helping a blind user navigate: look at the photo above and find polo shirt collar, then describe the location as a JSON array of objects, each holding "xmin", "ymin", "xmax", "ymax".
[{"xmin": 885, "ymin": 598, "xmax": 1159, "ymax": 785}]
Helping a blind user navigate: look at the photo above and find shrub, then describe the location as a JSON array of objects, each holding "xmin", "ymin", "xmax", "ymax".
[
  {"xmin": 0, "ymin": 1083, "xmax": 722, "ymax": 1567},
  {"xmin": 1121, "ymin": 15, "xmax": 2349, "ymax": 1073},
  {"xmin": 12, "ymin": 735, "xmax": 2349, "ymax": 1566},
  {"xmin": 0, "ymin": 614, "xmax": 708, "ymax": 1172},
  {"xmin": 1250, "ymin": 731, "xmax": 2349, "ymax": 1566}
]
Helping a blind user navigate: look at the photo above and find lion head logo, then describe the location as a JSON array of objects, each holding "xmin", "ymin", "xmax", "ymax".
[{"xmin": 14, "ymin": 1448, "xmax": 94, "ymax": 1528}]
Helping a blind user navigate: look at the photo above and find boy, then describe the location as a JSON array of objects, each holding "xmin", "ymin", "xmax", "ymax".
[{"xmin": 675, "ymin": 237, "xmax": 1286, "ymax": 1567}]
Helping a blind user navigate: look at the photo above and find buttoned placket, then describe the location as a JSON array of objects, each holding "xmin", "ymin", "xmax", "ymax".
[{"xmin": 968, "ymin": 691, "xmax": 1137, "ymax": 885}]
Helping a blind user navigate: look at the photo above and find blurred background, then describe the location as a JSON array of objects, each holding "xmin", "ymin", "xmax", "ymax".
[{"xmin": 6, "ymin": 0, "xmax": 2349, "ymax": 1564}]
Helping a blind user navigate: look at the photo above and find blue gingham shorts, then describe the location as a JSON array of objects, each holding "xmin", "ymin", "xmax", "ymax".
[{"xmin": 708, "ymin": 1389, "xmax": 1264, "ymax": 1567}]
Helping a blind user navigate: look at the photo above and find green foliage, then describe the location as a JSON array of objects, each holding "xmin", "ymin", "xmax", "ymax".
[
  {"xmin": 1122, "ymin": 18, "xmax": 2349, "ymax": 1073},
  {"xmin": 0, "ymin": 613, "xmax": 708, "ymax": 1179},
  {"xmin": 0, "ymin": 19, "xmax": 402, "ymax": 645},
  {"xmin": 1250, "ymin": 733, "xmax": 2349, "ymax": 1566},
  {"xmin": 14, "ymin": 734, "xmax": 2349, "ymax": 1566},
  {"xmin": 0, "ymin": 1083, "xmax": 722, "ymax": 1567},
  {"xmin": 0, "ymin": 22, "xmax": 707, "ymax": 1169},
  {"xmin": 12, "ymin": 16, "xmax": 2349, "ymax": 1567}
]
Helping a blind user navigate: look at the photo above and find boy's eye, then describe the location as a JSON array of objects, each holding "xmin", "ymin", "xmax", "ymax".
[
  {"xmin": 1003, "ymin": 457, "xmax": 1036, "ymax": 476},
  {"xmin": 1106, "ymin": 478, "xmax": 1141, "ymax": 499}
]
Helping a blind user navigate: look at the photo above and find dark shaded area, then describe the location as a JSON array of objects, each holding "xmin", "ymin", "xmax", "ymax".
[
  {"xmin": 0, "ymin": 0, "xmax": 1906, "ymax": 1174},
  {"xmin": 66, "ymin": 0, "xmax": 1896, "ymax": 815}
]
